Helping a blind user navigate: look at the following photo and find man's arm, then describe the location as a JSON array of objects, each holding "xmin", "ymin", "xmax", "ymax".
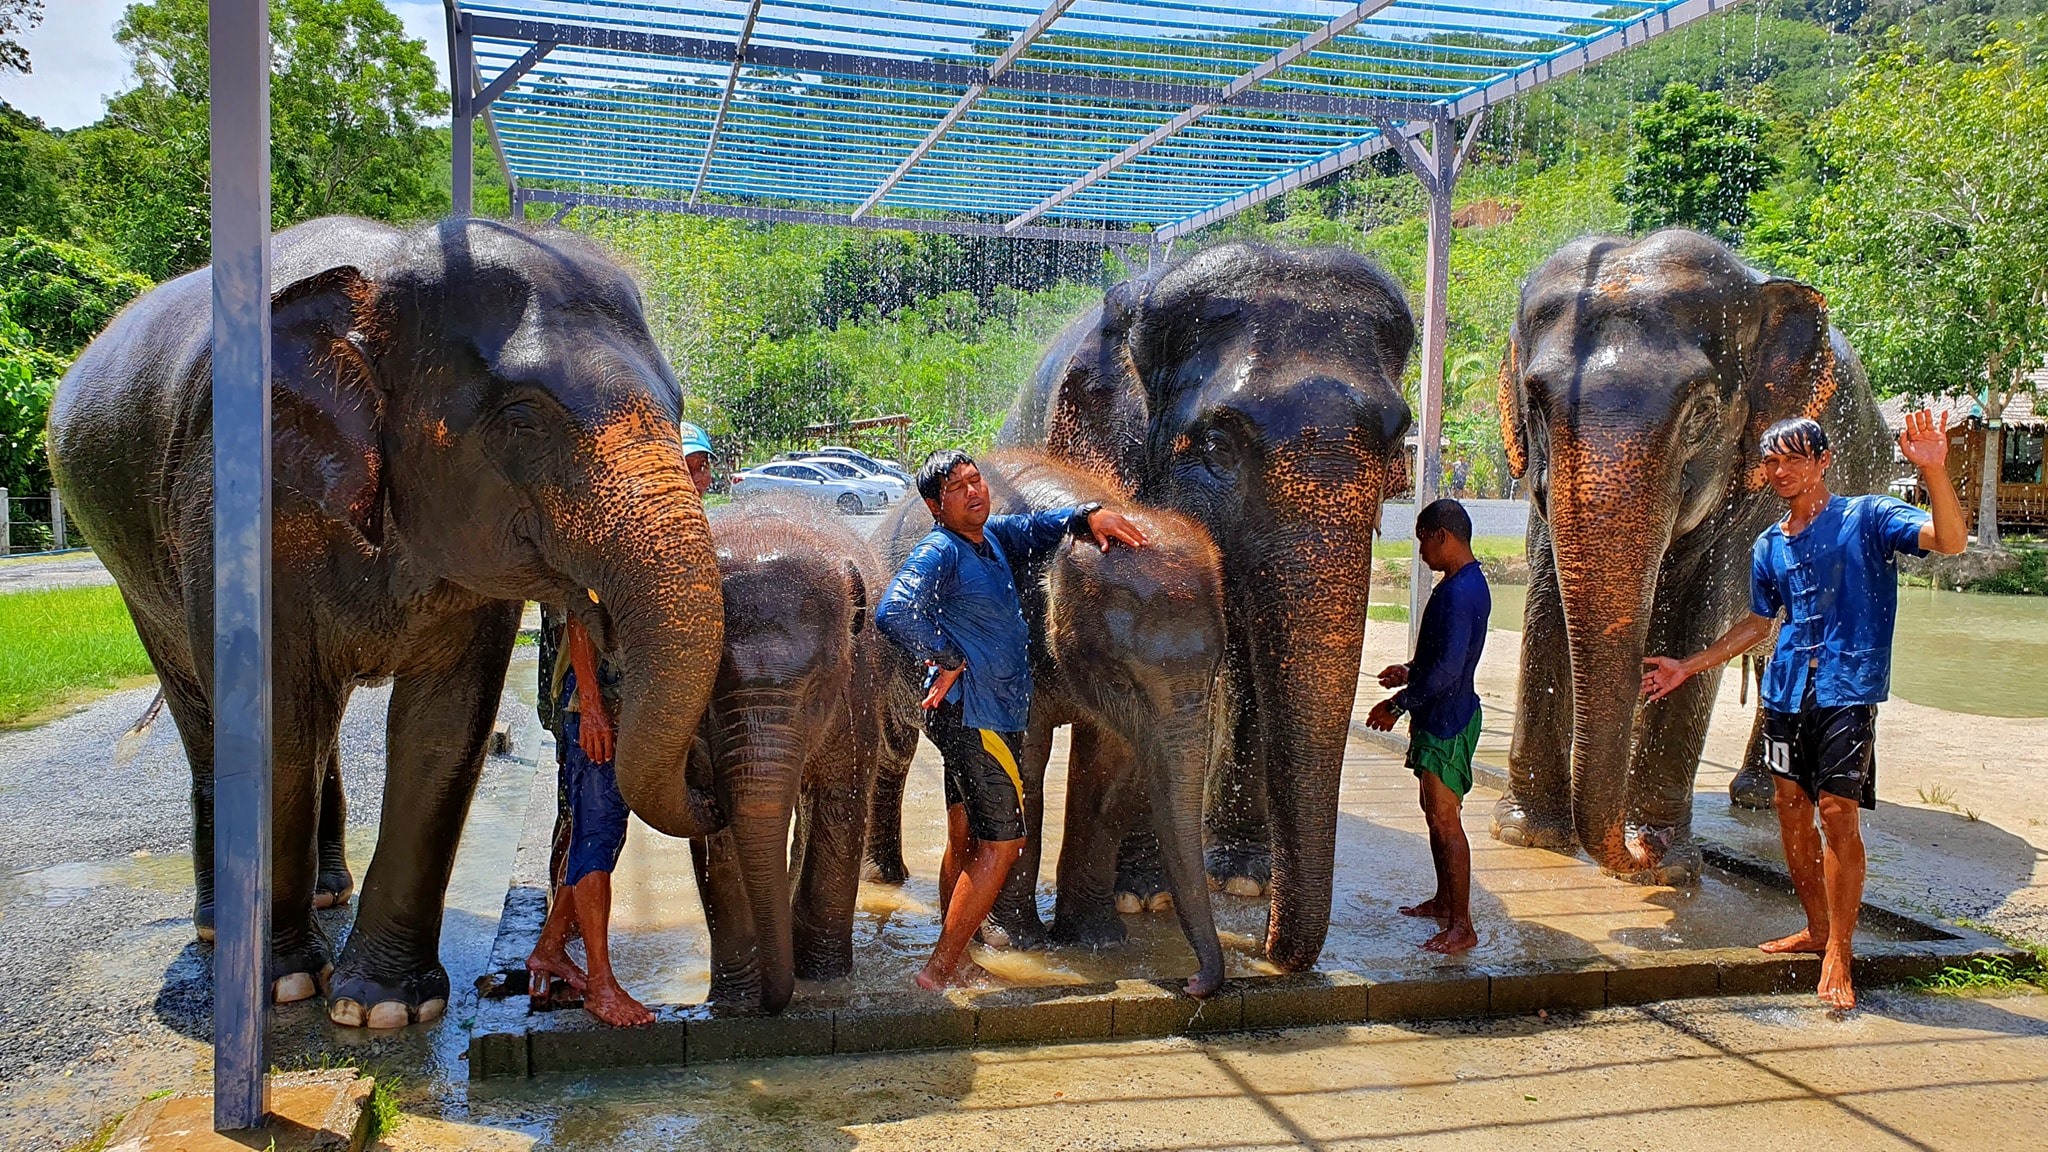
[
  {"xmin": 990, "ymin": 504, "xmax": 1149, "ymax": 565},
  {"xmin": 1392, "ymin": 584, "xmax": 1476, "ymax": 716},
  {"xmin": 875, "ymin": 539, "xmax": 964, "ymax": 668},
  {"xmin": 1641, "ymin": 613, "xmax": 1776, "ymax": 702},
  {"xmin": 1901, "ymin": 409, "xmax": 1967, "ymax": 555},
  {"xmin": 566, "ymin": 613, "xmax": 615, "ymax": 762}
]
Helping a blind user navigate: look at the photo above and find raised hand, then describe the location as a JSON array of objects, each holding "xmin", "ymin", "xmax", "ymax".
[
  {"xmin": 1641, "ymin": 655, "xmax": 1692, "ymax": 702},
  {"xmin": 1899, "ymin": 408, "xmax": 1950, "ymax": 472},
  {"xmin": 1087, "ymin": 508, "xmax": 1150, "ymax": 550},
  {"xmin": 1378, "ymin": 663, "xmax": 1410, "ymax": 689}
]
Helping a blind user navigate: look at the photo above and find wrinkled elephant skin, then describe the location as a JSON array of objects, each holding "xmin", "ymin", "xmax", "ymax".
[
  {"xmin": 48, "ymin": 216, "xmax": 725, "ymax": 1027},
  {"xmin": 692, "ymin": 498, "xmax": 884, "ymax": 1015},
  {"xmin": 868, "ymin": 452, "xmax": 1229, "ymax": 998},
  {"xmin": 1000, "ymin": 243, "xmax": 1413, "ymax": 971},
  {"xmin": 1493, "ymin": 229, "xmax": 1888, "ymax": 881}
]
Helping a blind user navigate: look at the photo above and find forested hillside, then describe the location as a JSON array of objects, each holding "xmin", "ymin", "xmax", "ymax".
[{"xmin": 1, "ymin": 0, "xmax": 2041, "ymax": 498}]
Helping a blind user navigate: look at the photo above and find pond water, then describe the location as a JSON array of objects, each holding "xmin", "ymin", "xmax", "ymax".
[{"xmin": 1411, "ymin": 579, "xmax": 2048, "ymax": 719}]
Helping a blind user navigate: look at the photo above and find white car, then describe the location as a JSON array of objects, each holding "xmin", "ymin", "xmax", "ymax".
[
  {"xmin": 796, "ymin": 456, "xmax": 906, "ymax": 500},
  {"xmin": 729, "ymin": 461, "xmax": 891, "ymax": 514}
]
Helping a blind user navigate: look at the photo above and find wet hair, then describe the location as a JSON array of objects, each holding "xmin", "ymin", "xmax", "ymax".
[
  {"xmin": 917, "ymin": 448, "xmax": 976, "ymax": 504},
  {"xmin": 1758, "ymin": 417, "xmax": 1829, "ymax": 460},
  {"xmin": 1415, "ymin": 498, "xmax": 1472, "ymax": 544}
]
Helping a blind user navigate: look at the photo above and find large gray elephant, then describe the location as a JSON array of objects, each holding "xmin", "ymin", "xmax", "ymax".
[
  {"xmin": 690, "ymin": 498, "xmax": 884, "ymax": 1015},
  {"xmin": 1492, "ymin": 228, "xmax": 1888, "ymax": 881},
  {"xmin": 49, "ymin": 216, "xmax": 726, "ymax": 1027},
  {"xmin": 866, "ymin": 451, "xmax": 1229, "ymax": 997},
  {"xmin": 1001, "ymin": 243, "xmax": 1413, "ymax": 971}
]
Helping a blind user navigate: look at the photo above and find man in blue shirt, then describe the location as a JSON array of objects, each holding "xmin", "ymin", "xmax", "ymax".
[
  {"xmin": 1644, "ymin": 410, "xmax": 1966, "ymax": 1011},
  {"xmin": 1366, "ymin": 499, "xmax": 1491, "ymax": 954},
  {"xmin": 877, "ymin": 449, "xmax": 1148, "ymax": 992}
]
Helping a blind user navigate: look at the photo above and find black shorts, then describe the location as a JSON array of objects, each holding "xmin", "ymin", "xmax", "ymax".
[
  {"xmin": 925, "ymin": 698, "xmax": 1027, "ymax": 843},
  {"xmin": 1762, "ymin": 682, "xmax": 1878, "ymax": 810}
]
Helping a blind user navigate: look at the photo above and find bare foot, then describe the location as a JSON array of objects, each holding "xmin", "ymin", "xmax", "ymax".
[
  {"xmin": 1422, "ymin": 922, "xmax": 1478, "ymax": 954},
  {"xmin": 582, "ymin": 978, "xmax": 655, "ymax": 1027},
  {"xmin": 1400, "ymin": 897, "xmax": 1452, "ymax": 920},
  {"xmin": 1818, "ymin": 946, "xmax": 1856, "ymax": 1013},
  {"xmin": 915, "ymin": 958, "xmax": 995, "ymax": 992},
  {"xmin": 1760, "ymin": 929, "xmax": 1828, "ymax": 955}
]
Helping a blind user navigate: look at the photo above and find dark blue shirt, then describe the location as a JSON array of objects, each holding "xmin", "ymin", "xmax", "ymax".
[
  {"xmin": 875, "ymin": 507, "xmax": 1089, "ymax": 733},
  {"xmin": 1751, "ymin": 493, "xmax": 1929, "ymax": 711},
  {"xmin": 1396, "ymin": 560, "xmax": 1490, "ymax": 739}
]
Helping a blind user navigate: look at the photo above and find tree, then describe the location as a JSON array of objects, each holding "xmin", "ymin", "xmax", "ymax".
[
  {"xmin": 1616, "ymin": 82, "xmax": 1780, "ymax": 238},
  {"xmin": 0, "ymin": 102, "xmax": 76, "ymax": 240},
  {"xmin": 69, "ymin": 0, "xmax": 447, "ymax": 279},
  {"xmin": 1808, "ymin": 26, "xmax": 2048, "ymax": 548},
  {"xmin": 0, "ymin": 0, "xmax": 41, "ymax": 75}
]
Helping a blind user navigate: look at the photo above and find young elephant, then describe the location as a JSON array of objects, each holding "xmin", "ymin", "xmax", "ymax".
[
  {"xmin": 868, "ymin": 451, "xmax": 1229, "ymax": 997},
  {"xmin": 691, "ymin": 498, "xmax": 885, "ymax": 1014}
]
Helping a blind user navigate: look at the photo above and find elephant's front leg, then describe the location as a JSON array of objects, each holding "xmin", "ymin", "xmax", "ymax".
[
  {"xmin": 1204, "ymin": 638, "xmax": 1271, "ymax": 896},
  {"xmin": 1494, "ymin": 515, "xmax": 1575, "ymax": 850},
  {"xmin": 791, "ymin": 734, "xmax": 873, "ymax": 983},
  {"xmin": 986, "ymin": 711, "xmax": 1054, "ymax": 949},
  {"xmin": 260, "ymin": 675, "xmax": 346, "ymax": 1006},
  {"xmin": 1050, "ymin": 724, "xmax": 1140, "ymax": 948},
  {"xmin": 690, "ymin": 829, "xmax": 763, "ymax": 1010},
  {"xmin": 329, "ymin": 604, "xmax": 519, "ymax": 1028},
  {"xmin": 1728, "ymin": 623, "xmax": 1782, "ymax": 810},
  {"xmin": 314, "ymin": 745, "xmax": 353, "ymax": 908},
  {"xmin": 1111, "ymin": 826, "xmax": 1169, "ymax": 914},
  {"xmin": 862, "ymin": 707, "xmax": 920, "ymax": 885}
]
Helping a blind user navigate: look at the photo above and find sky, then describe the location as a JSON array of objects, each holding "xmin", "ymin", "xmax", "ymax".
[{"xmin": 0, "ymin": 1, "xmax": 452, "ymax": 130}]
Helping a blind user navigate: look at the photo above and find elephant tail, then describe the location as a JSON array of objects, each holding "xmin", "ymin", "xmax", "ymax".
[{"xmin": 113, "ymin": 688, "xmax": 166, "ymax": 767}]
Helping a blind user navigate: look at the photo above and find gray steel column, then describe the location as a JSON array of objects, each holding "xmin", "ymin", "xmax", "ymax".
[
  {"xmin": 1407, "ymin": 121, "xmax": 1452, "ymax": 648},
  {"xmin": 51, "ymin": 487, "xmax": 64, "ymax": 550},
  {"xmin": 208, "ymin": 0, "xmax": 273, "ymax": 1131},
  {"xmin": 448, "ymin": 9, "xmax": 473, "ymax": 217}
]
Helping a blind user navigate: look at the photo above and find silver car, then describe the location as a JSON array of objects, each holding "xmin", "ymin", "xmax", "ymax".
[
  {"xmin": 795, "ymin": 456, "xmax": 906, "ymax": 501},
  {"xmin": 729, "ymin": 460, "xmax": 891, "ymax": 514},
  {"xmin": 808, "ymin": 446, "xmax": 913, "ymax": 484}
]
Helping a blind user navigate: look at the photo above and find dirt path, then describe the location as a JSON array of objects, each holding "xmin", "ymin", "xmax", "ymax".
[{"xmin": 0, "ymin": 551, "xmax": 114, "ymax": 593}]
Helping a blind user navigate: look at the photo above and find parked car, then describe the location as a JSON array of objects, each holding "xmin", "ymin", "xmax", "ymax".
[
  {"xmin": 805, "ymin": 446, "xmax": 913, "ymax": 483},
  {"xmin": 729, "ymin": 461, "xmax": 891, "ymax": 514},
  {"xmin": 796, "ymin": 456, "xmax": 906, "ymax": 499}
]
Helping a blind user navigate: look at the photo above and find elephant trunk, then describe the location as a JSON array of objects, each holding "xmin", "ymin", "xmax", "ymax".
[
  {"xmin": 709, "ymin": 694, "xmax": 804, "ymax": 1014},
  {"xmin": 580, "ymin": 456, "xmax": 726, "ymax": 840},
  {"xmin": 1253, "ymin": 553, "xmax": 1370, "ymax": 971},
  {"xmin": 1546, "ymin": 430, "xmax": 1676, "ymax": 874}
]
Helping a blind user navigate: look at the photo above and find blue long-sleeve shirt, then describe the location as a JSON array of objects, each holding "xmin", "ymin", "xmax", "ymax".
[
  {"xmin": 875, "ymin": 506, "xmax": 1092, "ymax": 732},
  {"xmin": 1396, "ymin": 560, "xmax": 1490, "ymax": 739}
]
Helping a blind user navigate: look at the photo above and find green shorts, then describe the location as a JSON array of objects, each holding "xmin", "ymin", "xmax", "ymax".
[{"xmin": 1407, "ymin": 708, "xmax": 1481, "ymax": 798}]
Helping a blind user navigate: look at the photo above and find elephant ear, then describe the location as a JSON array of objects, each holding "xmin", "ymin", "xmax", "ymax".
[
  {"xmin": 1740, "ymin": 279, "xmax": 1839, "ymax": 492},
  {"xmin": 843, "ymin": 559, "xmax": 868, "ymax": 637},
  {"xmin": 1497, "ymin": 335, "xmax": 1527, "ymax": 480},
  {"xmin": 1044, "ymin": 280, "xmax": 1149, "ymax": 489},
  {"xmin": 270, "ymin": 266, "xmax": 386, "ymax": 546}
]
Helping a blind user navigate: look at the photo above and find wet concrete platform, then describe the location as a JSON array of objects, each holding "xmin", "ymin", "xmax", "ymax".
[{"xmin": 470, "ymin": 668, "xmax": 2018, "ymax": 1078}]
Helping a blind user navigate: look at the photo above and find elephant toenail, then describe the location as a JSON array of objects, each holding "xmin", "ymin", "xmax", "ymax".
[
  {"xmin": 328, "ymin": 998, "xmax": 366, "ymax": 1027},
  {"xmin": 366, "ymin": 1001, "xmax": 412, "ymax": 1029}
]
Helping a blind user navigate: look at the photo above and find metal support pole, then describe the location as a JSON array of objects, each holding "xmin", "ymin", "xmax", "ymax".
[
  {"xmin": 209, "ymin": 0, "xmax": 274, "ymax": 1131},
  {"xmin": 0, "ymin": 487, "xmax": 10, "ymax": 556},
  {"xmin": 447, "ymin": 11, "xmax": 473, "ymax": 218},
  {"xmin": 1406, "ymin": 121, "xmax": 1451, "ymax": 649},
  {"xmin": 51, "ymin": 487, "xmax": 64, "ymax": 550}
]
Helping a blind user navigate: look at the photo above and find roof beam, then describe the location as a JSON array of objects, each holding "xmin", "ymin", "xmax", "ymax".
[
  {"xmin": 1156, "ymin": 0, "xmax": 1748, "ymax": 243},
  {"xmin": 1003, "ymin": 0, "xmax": 1400, "ymax": 232},
  {"xmin": 689, "ymin": 0, "xmax": 762, "ymax": 205},
  {"xmin": 853, "ymin": 0, "xmax": 1079, "ymax": 221},
  {"xmin": 520, "ymin": 187, "xmax": 1148, "ymax": 245},
  {"xmin": 462, "ymin": 13, "xmax": 1440, "ymax": 123},
  {"xmin": 472, "ymin": 36, "xmax": 556, "ymax": 111}
]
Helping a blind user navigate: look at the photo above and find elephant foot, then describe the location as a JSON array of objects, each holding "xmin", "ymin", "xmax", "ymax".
[
  {"xmin": 1114, "ymin": 890, "xmax": 1176, "ymax": 915},
  {"xmin": 1728, "ymin": 766, "xmax": 1776, "ymax": 811},
  {"xmin": 1050, "ymin": 908, "xmax": 1128, "ymax": 949},
  {"xmin": 1114, "ymin": 859, "xmax": 1167, "ymax": 915},
  {"xmin": 328, "ymin": 964, "xmax": 451, "ymax": 1030},
  {"xmin": 1204, "ymin": 843, "xmax": 1270, "ymax": 899},
  {"xmin": 1491, "ymin": 797, "xmax": 1574, "ymax": 851},
  {"xmin": 1602, "ymin": 838, "xmax": 1703, "ymax": 888},
  {"xmin": 270, "ymin": 932, "xmax": 335, "ymax": 1004},
  {"xmin": 314, "ymin": 877, "xmax": 354, "ymax": 910},
  {"xmin": 194, "ymin": 895, "xmax": 215, "ymax": 943},
  {"xmin": 983, "ymin": 910, "xmax": 1048, "ymax": 951},
  {"xmin": 274, "ymin": 965, "xmax": 334, "ymax": 1005},
  {"xmin": 706, "ymin": 973, "xmax": 764, "ymax": 1014}
]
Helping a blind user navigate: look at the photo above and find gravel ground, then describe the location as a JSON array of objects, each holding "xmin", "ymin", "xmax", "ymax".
[
  {"xmin": 0, "ymin": 551, "xmax": 115, "ymax": 593},
  {"xmin": 0, "ymin": 656, "xmax": 544, "ymax": 1150}
]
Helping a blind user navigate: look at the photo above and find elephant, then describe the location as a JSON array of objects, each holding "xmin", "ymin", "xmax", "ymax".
[
  {"xmin": 1491, "ymin": 228, "xmax": 1889, "ymax": 882},
  {"xmin": 48, "ymin": 216, "xmax": 726, "ymax": 1027},
  {"xmin": 1000, "ymin": 242, "xmax": 1414, "ymax": 971},
  {"xmin": 866, "ymin": 450, "xmax": 1230, "ymax": 998},
  {"xmin": 689, "ymin": 497, "xmax": 885, "ymax": 1014}
]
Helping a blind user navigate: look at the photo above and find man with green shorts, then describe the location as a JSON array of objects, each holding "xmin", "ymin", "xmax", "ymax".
[{"xmin": 1367, "ymin": 499, "xmax": 1490, "ymax": 953}]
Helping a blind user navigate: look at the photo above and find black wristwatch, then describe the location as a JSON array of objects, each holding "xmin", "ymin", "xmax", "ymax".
[
  {"xmin": 1384, "ymin": 698, "xmax": 1406, "ymax": 718},
  {"xmin": 1070, "ymin": 502, "xmax": 1103, "ymax": 535},
  {"xmin": 933, "ymin": 651, "xmax": 964, "ymax": 671}
]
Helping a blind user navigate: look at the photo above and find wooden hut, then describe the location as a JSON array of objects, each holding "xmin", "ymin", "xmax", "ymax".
[{"xmin": 1880, "ymin": 378, "xmax": 2048, "ymax": 533}]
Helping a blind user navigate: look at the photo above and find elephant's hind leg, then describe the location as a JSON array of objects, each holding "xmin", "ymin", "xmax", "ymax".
[
  {"xmin": 314, "ymin": 747, "xmax": 354, "ymax": 908},
  {"xmin": 1112, "ymin": 827, "xmax": 1170, "ymax": 915},
  {"xmin": 863, "ymin": 709, "xmax": 919, "ymax": 885},
  {"xmin": 330, "ymin": 603, "xmax": 520, "ymax": 1029},
  {"xmin": 985, "ymin": 712, "xmax": 1054, "ymax": 950},
  {"xmin": 791, "ymin": 744, "xmax": 871, "ymax": 983},
  {"xmin": 1050, "ymin": 724, "xmax": 1139, "ymax": 948}
]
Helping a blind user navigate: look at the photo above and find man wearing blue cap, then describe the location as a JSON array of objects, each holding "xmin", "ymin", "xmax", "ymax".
[
  {"xmin": 1644, "ymin": 410, "xmax": 1966, "ymax": 1011},
  {"xmin": 680, "ymin": 421, "xmax": 716, "ymax": 496}
]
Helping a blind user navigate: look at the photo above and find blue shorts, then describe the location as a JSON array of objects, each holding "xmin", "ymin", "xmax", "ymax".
[{"xmin": 559, "ymin": 675, "xmax": 628, "ymax": 887}]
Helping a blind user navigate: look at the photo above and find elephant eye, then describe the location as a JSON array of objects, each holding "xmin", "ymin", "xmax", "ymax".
[
  {"xmin": 500, "ymin": 400, "xmax": 546, "ymax": 438},
  {"xmin": 1200, "ymin": 426, "xmax": 1239, "ymax": 477}
]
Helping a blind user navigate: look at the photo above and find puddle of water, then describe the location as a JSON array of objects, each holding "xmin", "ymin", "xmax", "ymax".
[{"xmin": 4, "ymin": 850, "xmax": 194, "ymax": 908}]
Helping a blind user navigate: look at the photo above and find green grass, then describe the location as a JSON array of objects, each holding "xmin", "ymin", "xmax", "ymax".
[
  {"xmin": 1367, "ymin": 603, "xmax": 1409, "ymax": 623},
  {"xmin": 0, "ymin": 584, "xmax": 156, "ymax": 728},
  {"xmin": 1911, "ymin": 923, "xmax": 2048, "ymax": 995},
  {"xmin": 364, "ymin": 1075, "xmax": 404, "ymax": 1142},
  {"xmin": 1471, "ymin": 535, "xmax": 1526, "ymax": 562}
]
